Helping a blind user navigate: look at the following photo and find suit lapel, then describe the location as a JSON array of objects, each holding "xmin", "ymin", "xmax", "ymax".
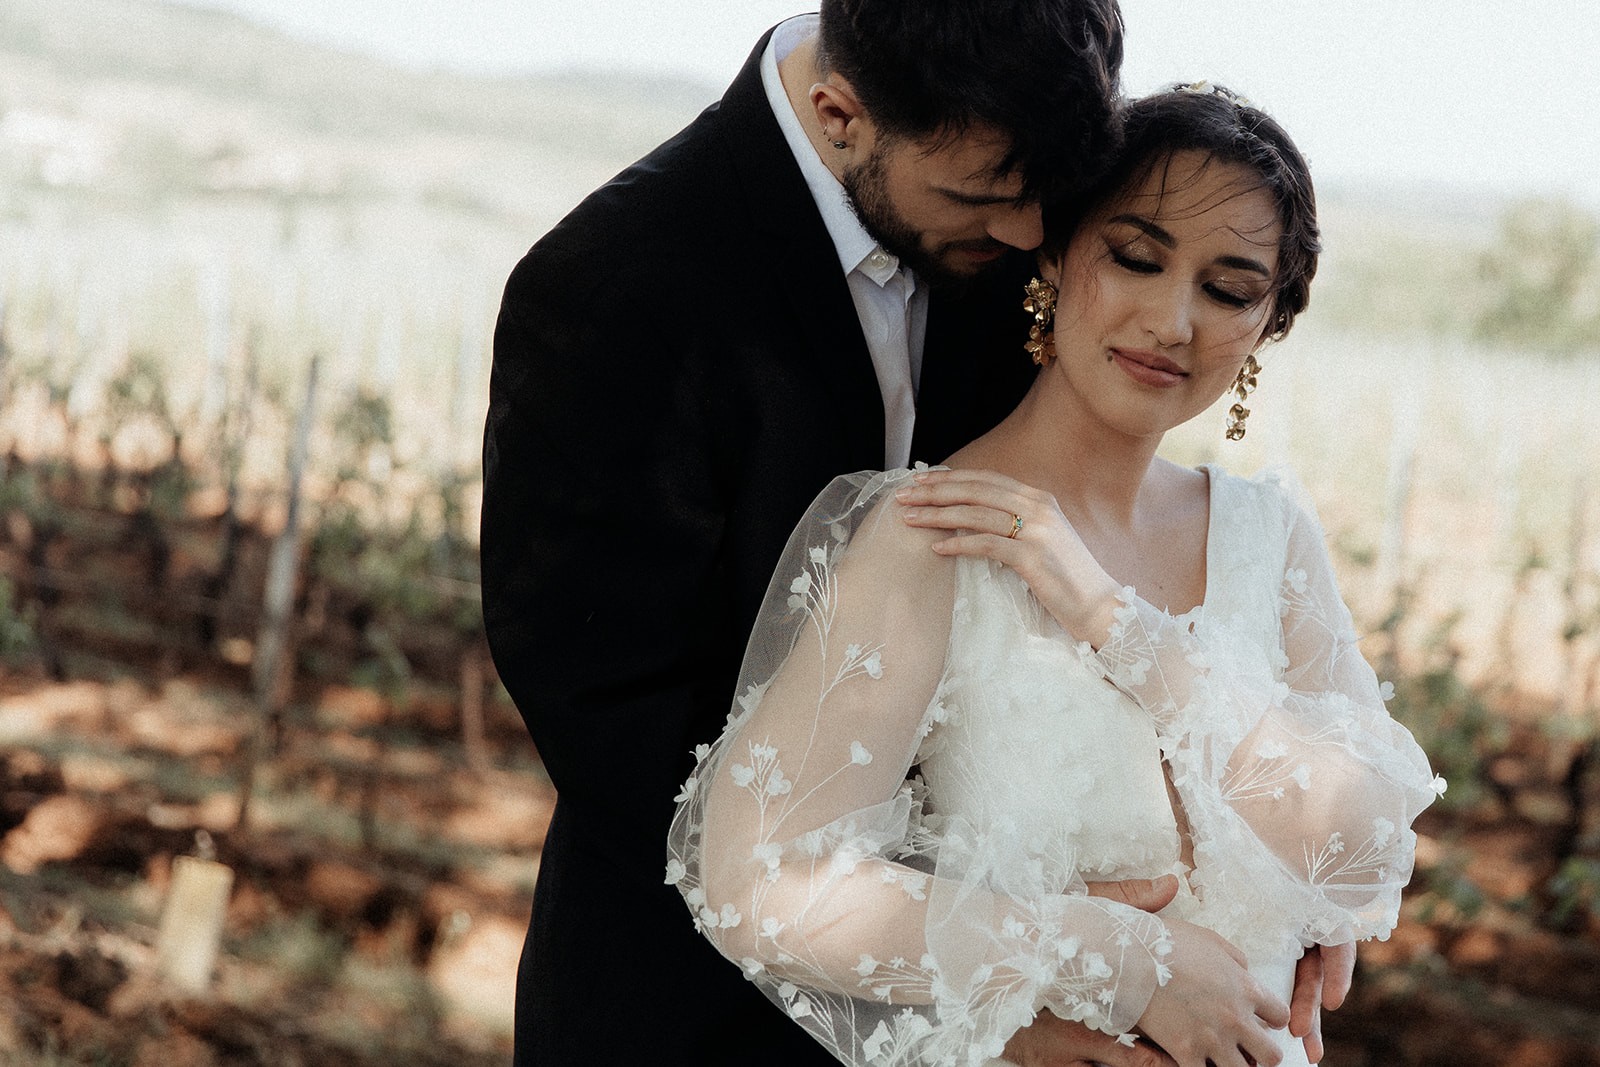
[{"xmin": 707, "ymin": 32, "xmax": 886, "ymax": 462}]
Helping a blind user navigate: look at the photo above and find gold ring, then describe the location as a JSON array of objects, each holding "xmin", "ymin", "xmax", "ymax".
[{"xmin": 1008, "ymin": 514, "xmax": 1024, "ymax": 538}]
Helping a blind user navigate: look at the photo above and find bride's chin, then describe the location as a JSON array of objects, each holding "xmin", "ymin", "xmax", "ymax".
[{"xmin": 1084, "ymin": 402, "xmax": 1189, "ymax": 442}]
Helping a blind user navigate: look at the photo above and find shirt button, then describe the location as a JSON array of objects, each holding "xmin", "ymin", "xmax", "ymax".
[{"xmin": 869, "ymin": 251, "xmax": 890, "ymax": 269}]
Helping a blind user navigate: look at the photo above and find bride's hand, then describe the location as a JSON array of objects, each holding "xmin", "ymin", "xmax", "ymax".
[
  {"xmin": 1137, "ymin": 919, "xmax": 1291, "ymax": 1067},
  {"xmin": 894, "ymin": 468, "xmax": 1122, "ymax": 645}
]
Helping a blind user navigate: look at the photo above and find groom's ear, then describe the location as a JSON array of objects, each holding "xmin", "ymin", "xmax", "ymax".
[{"xmin": 810, "ymin": 73, "xmax": 873, "ymax": 150}]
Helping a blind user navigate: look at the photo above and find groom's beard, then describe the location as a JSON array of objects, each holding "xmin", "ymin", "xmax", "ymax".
[{"xmin": 842, "ymin": 149, "xmax": 1012, "ymax": 289}]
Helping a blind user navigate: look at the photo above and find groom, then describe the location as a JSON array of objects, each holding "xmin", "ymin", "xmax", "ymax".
[{"xmin": 483, "ymin": 2, "xmax": 1342, "ymax": 1064}]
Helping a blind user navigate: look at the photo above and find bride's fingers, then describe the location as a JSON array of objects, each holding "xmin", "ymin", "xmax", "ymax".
[
  {"xmin": 911, "ymin": 467, "xmax": 1033, "ymax": 495},
  {"xmin": 897, "ymin": 472, "xmax": 1049, "ymax": 516},
  {"xmin": 1206, "ymin": 1046, "xmax": 1256, "ymax": 1067},
  {"xmin": 899, "ymin": 504, "xmax": 1016, "ymax": 537},
  {"xmin": 1236, "ymin": 1019, "xmax": 1286, "ymax": 1067},
  {"xmin": 1253, "ymin": 984, "xmax": 1291, "ymax": 1031},
  {"xmin": 929, "ymin": 532, "xmax": 1020, "ymax": 561}
]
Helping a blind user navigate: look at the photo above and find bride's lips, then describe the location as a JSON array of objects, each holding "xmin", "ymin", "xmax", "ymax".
[{"xmin": 1110, "ymin": 348, "xmax": 1188, "ymax": 388}]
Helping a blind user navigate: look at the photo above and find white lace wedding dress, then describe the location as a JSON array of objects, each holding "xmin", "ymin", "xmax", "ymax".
[{"xmin": 667, "ymin": 465, "xmax": 1442, "ymax": 1067}]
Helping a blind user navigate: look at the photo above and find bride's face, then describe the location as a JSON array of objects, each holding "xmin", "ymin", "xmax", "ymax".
[{"xmin": 1045, "ymin": 150, "xmax": 1282, "ymax": 440}]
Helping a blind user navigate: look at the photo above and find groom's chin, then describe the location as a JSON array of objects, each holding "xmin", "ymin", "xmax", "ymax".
[{"xmin": 921, "ymin": 247, "xmax": 1029, "ymax": 294}]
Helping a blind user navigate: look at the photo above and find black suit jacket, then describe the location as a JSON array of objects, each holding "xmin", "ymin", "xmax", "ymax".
[{"xmin": 482, "ymin": 30, "xmax": 1035, "ymax": 1066}]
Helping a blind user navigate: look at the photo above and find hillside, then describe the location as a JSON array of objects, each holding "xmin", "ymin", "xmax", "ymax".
[
  {"xmin": 0, "ymin": 0, "xmax": 715, "ymax": 153},
  {"xmin": 0, "ymin": 0, "xmax": 717, "ymax": 278}
]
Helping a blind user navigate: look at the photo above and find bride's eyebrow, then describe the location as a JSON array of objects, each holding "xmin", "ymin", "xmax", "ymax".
[
  {"xmin": 1216, "ymin": 254, "xmax": 1273, "ymax": 277},
  {"xmin": 1106, "ymin": 214, "xmax": 1173, "ymax": 247}
]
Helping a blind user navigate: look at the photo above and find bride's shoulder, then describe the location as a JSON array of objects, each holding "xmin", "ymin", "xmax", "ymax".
[
  {"xmin": 1200, "ymin": 462, "xmax": 1328, "ymax": 541},
  {"xmin": 800, "ymin": 466, "xmax": 951, "ymax": 573}
]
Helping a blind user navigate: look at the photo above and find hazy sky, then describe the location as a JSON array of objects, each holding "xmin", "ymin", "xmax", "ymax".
[{"xmin": 180, "ymin": 0, "xmax": 1599, "ymax": 203}]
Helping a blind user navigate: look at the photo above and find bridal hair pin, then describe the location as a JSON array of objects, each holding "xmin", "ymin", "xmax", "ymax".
[
  {"xmin": 1224, "ymin": 353, "xmax": 1261, "ymax": 441},
  {"xmin": 1022, "ymin": 277, "xmax": 1058, "ymax": 367},
  {"xmin": 1172, "ymin": 80, "xmax": 1254, "ymax": 110}
]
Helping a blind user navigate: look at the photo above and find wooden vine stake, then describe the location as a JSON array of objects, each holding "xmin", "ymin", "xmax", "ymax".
[
  {"xmin": 237, "ymin": 353, "xmax": 320, "ymax": 829},
  {"xmin": 1374, "ymin": 375, "xmax": 1424, "ymax": 680},
  {"xmin": 1562, "ymin": 472, "xmax": 1592, "ymax": 720},
  {"xmin": 1554, "ymin": 470, "xmax": 1597, "ymax": 780}
]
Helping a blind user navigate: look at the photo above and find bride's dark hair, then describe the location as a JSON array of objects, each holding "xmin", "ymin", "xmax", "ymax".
[{"xmin": 1048, "ymin": 85, "xmax": 1321, "ymax": 342}]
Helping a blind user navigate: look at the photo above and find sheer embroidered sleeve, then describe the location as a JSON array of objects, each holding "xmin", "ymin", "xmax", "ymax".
[
  {"xmin": 1094, "ymin": 474, "xmax": 1443, "ymax": 957},
  {"xmin": 668, "ymin": 470, "xmax": 1172, "ymax": 1067}
]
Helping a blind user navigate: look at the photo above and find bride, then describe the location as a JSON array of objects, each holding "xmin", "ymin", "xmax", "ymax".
[{"xmin": 667, "ymin": 84, "xmax": 1442, "ymax": 1067}]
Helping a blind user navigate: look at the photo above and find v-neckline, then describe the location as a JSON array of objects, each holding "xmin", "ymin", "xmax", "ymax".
[{"xmin": 1169, "ymin": 462, "xmax": 1221, "ymax": 624}]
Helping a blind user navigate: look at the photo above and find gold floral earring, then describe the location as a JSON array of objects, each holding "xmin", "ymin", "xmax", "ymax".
[
  {"xmin": 1023, "ymin": 277, "xmax": 1058, "ymax": 367},
  {"xmin": 1224, "ymin": 353, "xmax": 1261, "ymax": 440}
]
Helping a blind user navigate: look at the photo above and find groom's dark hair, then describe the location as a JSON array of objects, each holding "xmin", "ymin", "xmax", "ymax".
[{"xmin": 818, "ymin": 0, "xmax": 1124, "ymax": 202}]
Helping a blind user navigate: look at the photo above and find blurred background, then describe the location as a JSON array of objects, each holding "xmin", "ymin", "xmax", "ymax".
[{"xmin": 0, "ymin": 0, "xmax": 1596, "ymax": 1063}]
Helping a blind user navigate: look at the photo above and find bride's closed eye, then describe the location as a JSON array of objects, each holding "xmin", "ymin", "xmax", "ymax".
[
  {"xmin": 1107, "ymin": 243, "xmax": 1161, "ymax": 275},
  {"xmin": 1203, "ymin": 281, "xmax": 1257, "ymax": 309},
  {"xmin": 1105, "ymin": 239, "xmax": 1265, "ymax": 311}
]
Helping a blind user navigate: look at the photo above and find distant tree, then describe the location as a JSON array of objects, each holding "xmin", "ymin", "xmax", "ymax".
[{"xmin": 1476, "ymin": 198, "xmax": 1600, "ymax": 354}]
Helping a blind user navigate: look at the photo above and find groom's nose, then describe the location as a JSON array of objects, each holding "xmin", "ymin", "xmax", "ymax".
[{"xmin": 986, "ymin": 200, "xmax": 1045, "ymax": 252}]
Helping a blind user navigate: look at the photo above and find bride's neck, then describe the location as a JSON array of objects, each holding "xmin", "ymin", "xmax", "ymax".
[{"xmin": 947, "ymin": 379, "xmax": 1163, "ymax": 530}]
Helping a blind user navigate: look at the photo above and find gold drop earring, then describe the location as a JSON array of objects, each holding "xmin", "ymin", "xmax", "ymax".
[
  {"xmin": 1022, "ymin": 278, "xmax": 1058, "ymax": 367},
  {"xmin": 1224, "ymin": 353, "xmax": 1261, "ymax": 441}
]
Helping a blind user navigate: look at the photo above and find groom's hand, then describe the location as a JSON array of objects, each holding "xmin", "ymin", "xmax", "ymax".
[
  {"xmin": 999, "ymin": 876, "xmax": 1182, "ymax": 1066},
  {"xmin": 1083, "ymin": 874, "xmax": 1180, "ymax": 913},
  {"xmin": 1289, "ymin": 941, "xmax": 1355, "ymax": 1063}
]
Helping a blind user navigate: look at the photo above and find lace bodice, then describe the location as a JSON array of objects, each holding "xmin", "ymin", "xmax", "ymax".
[{"xmin": 667, "ymin": 466, "xmax": 1441, "ymax": 1066}]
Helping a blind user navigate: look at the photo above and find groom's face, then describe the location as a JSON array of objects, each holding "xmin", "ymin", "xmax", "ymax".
[{"xmin": 841, "ymin": 125, "xmax": 1043, "ymax": 286}]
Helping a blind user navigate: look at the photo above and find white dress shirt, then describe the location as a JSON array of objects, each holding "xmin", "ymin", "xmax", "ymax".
[{"xmin": 761, "ymin": 15, "xmax": 929, "ymax": 469}]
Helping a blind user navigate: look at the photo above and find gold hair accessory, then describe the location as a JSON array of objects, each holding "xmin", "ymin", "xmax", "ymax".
[
  {"xmin": 1224, "ymin": 353, "xmax": 1261, "ymax": 441},
  {"xmin": 1023, "ymin": 278, "xmax": 1058, "ymax": 367},
  {"xmin": 1008, "ymin": 513, "xmax": 1024, "ymax": 538}
]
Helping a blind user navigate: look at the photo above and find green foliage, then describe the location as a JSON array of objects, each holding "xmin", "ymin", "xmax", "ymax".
[
  {"xmin": 102, "ymin": 351, "xmax": 176, "ymax": 434},
  {"xmin": 351, "ymin": 623, "xmax": 412, "ymax": 704},
  {"xmin": 333, "ymin": 956, "xmax": 447, "ymax": 1050},
  {"xmin": 303, "ymin": 386, "xmax": 484, "ymax": 707},
  {"xmin": 0, "ymin": 463, "xmax": 62, "ymax": 528},
  {"xmin": 21, "ymin": 1034, "xmax": 119, "ymax": 1067},
  {"xmin": 1332, "ymin": 530, "xmax": 1377, "ymax": 570},
  {"xmin": 1414, "ymin": 845, "xmax": 1487, "ymax": 926},
  {"xmin": 145, "ymin": 454, "xmax": 195, "ymax": 520},
  {"xmin": 1384, "ymin": 611, "xmax": 1505, "ymax": 811},
  {"xmin": 330, "ymin": 387, "xmax": 395, "ymax": 471},
  {"xmin": 1475, "ymin": 198, "xmax": 1600, "ymax": 354},
  {"xmin": 0, "ymin": 577, "xmax": 38, "ymax": 663},
  {"xmin": 1546, "ymin": 856, "xmax": 1600, "ymax": 928},
  {"xmin": 235, "ymin": 911, "xmax": 347, "ymax": 987}
]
